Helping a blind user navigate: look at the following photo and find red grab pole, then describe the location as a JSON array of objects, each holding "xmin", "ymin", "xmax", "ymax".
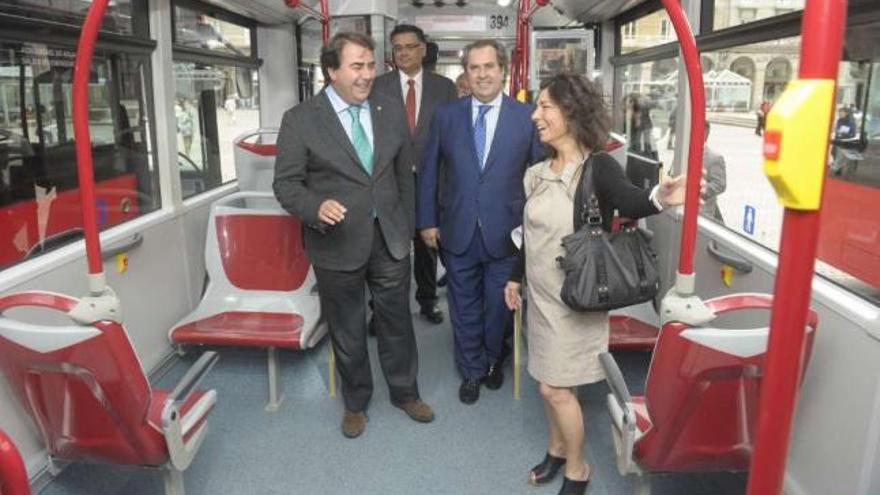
[
  {"xmin": 72, "ymin": 0, "xmax": 110, "ymax": 283},
  {"xmin": 660, "ymin": 0, "xmax": 705, "ymax": 277},
  {"xmin": 509, "ymin": 0, "xmax": 548, "ymax": 98},
  {"xmin": 746, "ymin": 1, "xmax": 847, "ymax": 494},
  {"xmin": 284, "ymin": 0, "xmax": 330, "ymax": 43}
]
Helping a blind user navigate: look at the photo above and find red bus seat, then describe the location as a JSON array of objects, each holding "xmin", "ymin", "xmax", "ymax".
[
  {"xmin": 609, "ymin": 315, "xmax": 659, "ymax": 351},
  {"xmin": 601, "ymin": 293, "xmax": 817, "ymax": 488},
  {"xmin": 0, "ymin": 429, "xmax": 30, "ymax": 495},
  {"xmin": 169, "ymin": 192, "xmax": 327, "ymax": 412},
  {"xmin": 0, "ymin": 291, "xmax": 218, "ymax": 495}
]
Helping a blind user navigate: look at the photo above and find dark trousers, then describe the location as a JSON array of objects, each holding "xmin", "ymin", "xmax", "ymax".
[
  {"xmin": 442, "ymin": 227, "xmax": 515, "ymax": 379},
  {"xmin": 413, "ymin": 233, "xmax": 438, "ymax": 309},
  {"xmin": 313, "ymin": 221, "xmax": 420, "ymax": 412}
]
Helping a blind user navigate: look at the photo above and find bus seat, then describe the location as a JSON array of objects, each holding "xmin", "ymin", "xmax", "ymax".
[
  {"xmin": 609, "ymin": 315, "xmax": 659, "ymax": 351},
  {"xmin": 233, "ymin": 129, "xmax": 278, "ymax": 193},
  {"xmin": 0, "ymin": 428, "xmax": 30, "ymax": 495},
  {"xmin": 0, "ymin": 292, "xmax": 218, "ymax": 495},
  {"xmin": 169, "ymin": 191, "xmax": 326, "ymax": 412},
  {"xmin": 601, "ymin": 293, "xmax": 817, "ymax": 482}
]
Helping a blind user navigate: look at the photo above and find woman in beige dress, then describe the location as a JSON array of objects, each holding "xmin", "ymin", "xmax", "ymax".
[{"xmin": 504, "ymin": 74, "xmax": 686, "ymax": 495}]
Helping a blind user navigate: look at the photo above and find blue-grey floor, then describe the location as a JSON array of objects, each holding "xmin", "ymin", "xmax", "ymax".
[{"xmin": 40, "ymin": 295, "xmax": 746, "ymax": 495}]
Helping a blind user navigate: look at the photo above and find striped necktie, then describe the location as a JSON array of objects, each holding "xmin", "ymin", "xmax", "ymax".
[
  {"xmin": 346, "ymin": 105, "xmax": 373, "ymax": 175},
  {"xmin": 473, "ymin": 104, "xmax": 492, "ymax": 169}
]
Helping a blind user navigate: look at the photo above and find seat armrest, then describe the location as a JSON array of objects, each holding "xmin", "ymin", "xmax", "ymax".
[
  {"xmin": 600, "ymin": 352, "xmax": 639, "ymax": 475},
  {"xmin": 600, "ymin": 352, "xmax": 632, "ymax": 408},
  {"xmin": 161, "ymin": 352, "xmax": 219, "ymax": 471}
]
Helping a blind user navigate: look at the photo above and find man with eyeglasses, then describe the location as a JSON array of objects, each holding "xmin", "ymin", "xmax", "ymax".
[{"xmin": 373, "ymin": 24, "xmax": 457, "ymax": 325}]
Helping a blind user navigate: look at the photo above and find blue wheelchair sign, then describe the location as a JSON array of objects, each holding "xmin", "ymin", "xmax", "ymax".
[{"xmin": 743, "ymin": 205, "xmax": 756, "ymax": 235}]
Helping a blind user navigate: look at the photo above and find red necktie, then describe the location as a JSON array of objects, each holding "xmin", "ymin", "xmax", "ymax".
[{"xmin": 406, "ymin": 79, "xmax": 416, "ymax": 134}]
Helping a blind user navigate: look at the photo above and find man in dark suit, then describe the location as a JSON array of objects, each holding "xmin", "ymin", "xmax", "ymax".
[
  {"xmin": 273, "ymin": 32, "xmax": 434, "ymax": 438},
  {"xmin": 418, "ymin": 39, "xmax": 544, "ymax": 404},
  {"xmin": 372, "ymin": 24, "xmax": 457, "ymax": 325}
]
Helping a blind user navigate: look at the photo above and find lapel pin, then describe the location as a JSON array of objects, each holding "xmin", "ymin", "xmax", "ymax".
[{"xmin": 377, "ymin": 105, "xmax": 382, "ymax": 112}]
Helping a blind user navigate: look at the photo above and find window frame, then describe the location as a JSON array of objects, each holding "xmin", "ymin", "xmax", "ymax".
[
  {"xmin": 170, "ymin": 0, "xmax": 262, "ymax": 199},
  {"xmin": 610, "ymin": 0, "xmax": 880, "ymax": 304},
  {"xmin": 0, "ymin": 3, "xmax": 160, "ymax": 271},
  {"xmin": 171, "ymin": 0, "xmax": 261, "ymax": 70}
]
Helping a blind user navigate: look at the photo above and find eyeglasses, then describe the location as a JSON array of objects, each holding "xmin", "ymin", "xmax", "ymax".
[{"xmin": 392, "ymin": 43, "xmax": 422, "ymax": 53}]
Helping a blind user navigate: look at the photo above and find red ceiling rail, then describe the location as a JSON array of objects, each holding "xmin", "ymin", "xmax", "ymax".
[{"xmin": 285, "ymin": 0, "xmax": 331, "ymax": 43}]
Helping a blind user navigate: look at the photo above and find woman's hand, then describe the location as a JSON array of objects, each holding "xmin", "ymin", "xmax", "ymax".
[
  {"xmin": 504, "ymin": 281, "xmax": 522, "ymax": 311},
  {"xmin": 658, "ymin": 174, "xmax": 708, "ymax": 208},
  {"xmin": 657, "ymin": 174, "xmax": 687, "ymax": 207}
]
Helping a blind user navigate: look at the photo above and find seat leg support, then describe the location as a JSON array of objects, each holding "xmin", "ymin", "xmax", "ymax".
[
  {"xmin": 163, "ymin": 465, "xmax": 186, "ymax": 495},
  {"xmin": 265, "ymin": 347, "xmax": 284, "ymax": 412},
  {"xmin": 633, "ymin": 474, "xmax": 650, "ymax": 495}
]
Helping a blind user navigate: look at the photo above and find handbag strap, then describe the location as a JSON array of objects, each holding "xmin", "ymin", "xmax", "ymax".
[{"xmin": 573, "ymin": 152, "xmax": 605, "ymax": 232}]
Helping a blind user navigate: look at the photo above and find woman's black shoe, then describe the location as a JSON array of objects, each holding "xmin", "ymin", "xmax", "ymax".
[
  {"xmin": 528, "ymin": 453, "xmax": 566, "ymax": 486},
  {"xmin": 558, "ymin": 476, "xmax": 589, "ymax": 495}
]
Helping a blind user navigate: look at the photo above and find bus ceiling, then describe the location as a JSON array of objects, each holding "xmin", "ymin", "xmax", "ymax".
[{"xmin": 190, "ymin": 0, "xmax": 654, "ymax": 26}]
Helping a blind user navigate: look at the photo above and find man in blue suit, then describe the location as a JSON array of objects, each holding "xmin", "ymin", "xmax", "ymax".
[{"xmin": 418, "ymin": 39, "xmax": 544, "ymax": 404}]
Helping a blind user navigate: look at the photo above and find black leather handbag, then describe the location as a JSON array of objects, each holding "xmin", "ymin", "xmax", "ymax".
[{"xmin": 557, "ymin": 154, "xmax": 660, "ymax": 312}]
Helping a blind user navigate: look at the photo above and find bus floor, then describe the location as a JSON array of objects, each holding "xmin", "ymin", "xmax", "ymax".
[{"xmin": 40, "ymin": 295, "xmax": 747, "ymax": 495}]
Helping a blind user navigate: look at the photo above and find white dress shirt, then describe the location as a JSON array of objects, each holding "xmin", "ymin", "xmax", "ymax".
[
  {"xmin": 325, "ymin": 84, "xmax": 374, "ymax": 148},
  {"xmin": 471, "ymin": 92, "xmax": 503, "ymax": 168},
  {"xmin": 399, "ymin": 69, "xmax": 423, "ymax": 123}
]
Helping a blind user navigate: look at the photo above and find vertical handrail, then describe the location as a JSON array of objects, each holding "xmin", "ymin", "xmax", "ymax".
[
  {"xmin": 285, "ymin": 0, "xmax": 331, "ymax": 43},
  {"xmin": 746, "ymin": 1, "xmax": 847, "ymax": 494},
  {"xmin": 660, "ymin": 0, "xmax": 705, "ymax": 281},
  {"xmin": 509, "ymin": 0, "xmax": 548, "ymax": 99},
  {"xmin": 72, "ymin": 0, "xmax": 111, "ymax": 293},
  {"xmin": 0, "ymin": 430, "xmax": 30, "ymax": 495}
]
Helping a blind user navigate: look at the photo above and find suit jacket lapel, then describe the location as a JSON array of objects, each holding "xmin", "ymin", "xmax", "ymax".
[
  {"xmin": 481, "ymin": 97, "xmax": 511, "ymax": 176},
  {"xmin": 316, "ymin": 91, "xmax": 370, "ymax": 180},
  {"xmin": 369, "ymin": 98, "xmax": 386, "ymax": 179},
  {"xmin": 415, "ymin": 74, "xmax": 434, "ymax": 135},
  {"xmin": 462, "ymin": 98, "xmax": 482, "ymax": 173}
]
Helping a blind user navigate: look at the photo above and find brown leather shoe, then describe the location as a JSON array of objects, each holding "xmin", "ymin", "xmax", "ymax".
[
  {"xmin": 395, "ymin": 399, "xmax": 435, "ymax": 423},
  {"xmin": 341, "ymin": 410, "xmax": 366, "ymax": 438}
]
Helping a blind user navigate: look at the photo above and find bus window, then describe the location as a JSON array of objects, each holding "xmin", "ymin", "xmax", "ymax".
[
  {"xmin": 0, "ymin": 0, "xmax": 144, "ymax": 37},
  {"xmin": 712, "ymin": 0, "xmax": 805, "ymax": 32},
  {"xmin": 618, "ymin": 9, "xmax": 675, "ymax": 55},
  {"xmin": 0, "ymin": 41, "xmax": 158, "ymax": 270},
  {"xmin": 173, "ymin": 6, "xmax": 252, "ymax": 58},
  {"xmin": 696, "ymin": 29, "xmax": 879, "ymax": 304},
  {"xmin": 173, "ymin": 62, "xmax": 260, "ymax": 198},
  {"xmin": 816, "ymin": 20, "xmax": 880, "ymax": 303},
  {"xmin": 616, "ymin": 57, "xmax": 679, "ymax": 166}
]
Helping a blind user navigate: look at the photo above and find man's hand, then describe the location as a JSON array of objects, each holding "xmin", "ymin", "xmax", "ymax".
[
  {"xmin": 420, "ymin": 228, "xmax": 441, "ymax": 250},
  {"xmin": 318, "ymin": 199, "xmax": 347, "ymax": 225}
]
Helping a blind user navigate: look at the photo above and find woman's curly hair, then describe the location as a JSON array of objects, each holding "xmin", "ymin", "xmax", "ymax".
[{"xmin": 540, "ymin": 74, "xmax": 611, "ymax": 157}]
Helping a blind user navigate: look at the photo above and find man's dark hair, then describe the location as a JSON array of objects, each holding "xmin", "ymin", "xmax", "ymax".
[
  {"xmin": 320, "ymin": 32, "xmax": 375, "ymax": 83},
  {"xmin": 390, "ymin": 24, "xmax": 426, "ymax": 44},
  {"xmin": 460, "ymin": 39, "xmax": 508, "ymax": 74}
]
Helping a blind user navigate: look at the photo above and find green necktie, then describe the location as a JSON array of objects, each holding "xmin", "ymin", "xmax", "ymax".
[{"xmin": 346, "ymin": 105, "xmax": 373, "ymax": 175}]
